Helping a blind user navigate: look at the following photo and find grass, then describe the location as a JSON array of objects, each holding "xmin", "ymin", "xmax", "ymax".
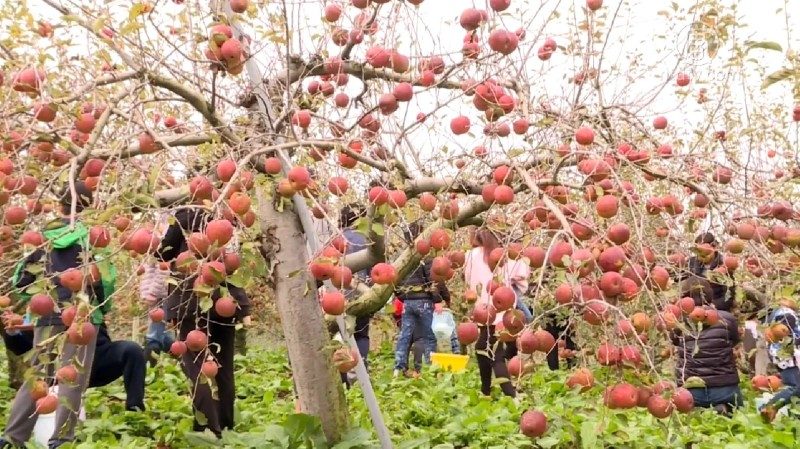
[{"xmin": 0, "ymin": 337, "xmax": 799, "ymax": 448}]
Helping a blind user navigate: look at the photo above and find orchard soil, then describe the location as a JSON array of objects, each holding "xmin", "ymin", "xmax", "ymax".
[{"xmin": 1, "ymin": 319, "xmax": 800, "ymax": 448}]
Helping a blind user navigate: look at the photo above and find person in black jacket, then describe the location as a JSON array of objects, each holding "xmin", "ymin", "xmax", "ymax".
[
  {"xmin": 393, "ymin": 221, "xmax": 450, "ymax": 377},
  {"xmin": 0, "ymin": 181, "xmax": 110, "ymax": 449},
  {"xmin": 155, "ymin": 207, "xmax": 251, "ymax": 437},
  {"xmin": 683, "ymin": 232, "xmax": 735, "ymax": 307},
  {"xmin": 671, "ymin": 275, "xmax": 742, "ymax": 415}
]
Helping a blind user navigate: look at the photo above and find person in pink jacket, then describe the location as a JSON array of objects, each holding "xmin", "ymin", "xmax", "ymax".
[{"xmin": 464, "ymin": 228, "xmax": 516, "ymax": 398}]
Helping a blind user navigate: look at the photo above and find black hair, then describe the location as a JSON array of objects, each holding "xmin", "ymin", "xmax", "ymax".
[
  {"xmin": 340, "ymin": 204, "xmax": 364, "ymax": 228},
  {"xmin": 404, "ymin": 220, "xmax": 424, "ymax": 242},
  {"xmin": 58, "ymin": 180, "xmax": 93, "ymax": 214},
  {"xmin": 695, "ymin": 232, "xmax": 717, "ymax": 246},
  {"xmin": 680, "ymin": 274, "xmax": 732, "ymax": 312}
]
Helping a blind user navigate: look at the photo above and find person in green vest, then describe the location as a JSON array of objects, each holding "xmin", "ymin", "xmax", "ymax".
[{"xmin": 0, "ymin": 181, "xmax": 116, "ymax": 449}]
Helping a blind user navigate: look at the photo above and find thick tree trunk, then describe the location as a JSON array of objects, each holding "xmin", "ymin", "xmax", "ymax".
[{"xmin": 257, "ymin": 189, "xmax": 348, "ymax": 442}]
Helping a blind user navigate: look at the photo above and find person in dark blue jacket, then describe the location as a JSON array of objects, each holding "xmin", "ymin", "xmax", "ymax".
[{"xmin": 339, "ymin": 205, "xmax": 372, "ymax": 382}]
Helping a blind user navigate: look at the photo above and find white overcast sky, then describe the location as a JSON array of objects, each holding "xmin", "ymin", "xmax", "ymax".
[{"xmin": 28, "ymin": 0, "xmax": 799, "ymax": 180}]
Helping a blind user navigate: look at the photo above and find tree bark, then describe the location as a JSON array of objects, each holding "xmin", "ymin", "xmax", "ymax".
[{"xmin": 257, "ymin": 188, "xmax": 348, "ymax": 442}]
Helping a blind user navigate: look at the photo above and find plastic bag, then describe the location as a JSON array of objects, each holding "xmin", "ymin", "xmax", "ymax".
[{"xmin": 431, "ymin": 310, "xmax": 456, "ymax": 341}]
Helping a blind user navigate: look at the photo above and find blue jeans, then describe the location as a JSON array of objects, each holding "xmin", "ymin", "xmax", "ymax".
[
  {"xmin": 766, "ymin": 366, "xmax": 800, "ymax": 409},
  {"xmin": 513, "ymin": 287, "xmax": 533, "ymax": 323},
  {"xmin": 688, "ymin": 385, "xmax": 743, "ymax": 410},
  {"xmin": 145, "ymin": 316, "xmax": 174, "ymax": 352},
  {"xmin": 394, "ymin": 300, "xmax": 436, "ymax": 371},
  {"xmin": 450, "ymin": 329, "xmax": 460, "ymax": 354}
]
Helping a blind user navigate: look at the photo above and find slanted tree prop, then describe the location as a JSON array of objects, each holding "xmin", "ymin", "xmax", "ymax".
[{"xmin": 0, "ymin": 0, "xmax": 798, "ymax": 444}]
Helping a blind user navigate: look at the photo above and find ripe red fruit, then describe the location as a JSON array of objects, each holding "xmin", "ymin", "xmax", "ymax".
[
  {"xmin": 33, "ymin": 102, "xmax": 56, "ymax": 122},
  {"xmin": 586, "ymin": 0, "xmax": 603, "ymax": 11},
  {"xmin": 149, "ymin": 307, "xmax": 165, "ymax": 322},
  {"xmin": 457, "ymin": 322, "xmax": 479, "ymax": 345},
  {"xmin": 323, "ymin": 3, "xmax": 342, "ymax": 22},
  {"xmin": 202, "ymin": 360, "xmax": 219, "ymax": 377},
  {"xmin": 575, "ymin": 126, "xmax": 595, "ymax": 145},
  {"xmin": 321, "ymin": 291, "xmax": 346, "ymax": 315},
  {"xmin": 596, "ymin": 195, "xmax": 619, "ymax": 218},
  {"xmin": 59, "ymin": 269, "xmax": 84, "ymax": 293},
  {"xmin": 676, "ymin": 73, "xmax": 690, "ymax": 86},
  {"xmin": 229, "ymin": 192, "xmax": 252, "ymax": 215},
  {"xmin": 672, "ymin": 388, "xmax": 694, "ymax": 413},
  {"xmin": 653, "ymin": 116, "xmax": 668, "ymax": 129},
  {"xmin": 330, "ymin": 266, "xmax": 353, "ymax": 289},
  {"xmin": 647, "ymin": 394, "xmax": 674, "ymax": 418},
  {"xmin": 67, "ymin": 322, "xmax": 96, "ymax": 346},
  {"xmin": 30, "ymin": 293, "xmax": 54, "ymax": 316},
  {"xmin": 370, "ymin": 263, "xmax": 397, "ymax": 285},
  {"xmin": 56, "ymin": 364, "xmax": 78, "ymax": 384},
  {"xmin": 170, "ymin": 341, "xmax": 188, "ymax": 357},
  {"xmin": 36, "ymin": 394, "xmax": 59, "ymax": 415},
  {"xmin": 214, "ymin": 296, "xmax": 238, "ymax": 318},
  {"xmin": 186, "ymin": 329, "xmax": 208, "ymax": 352},
  {"xmin": 418, "ymin": 193, "xmax": 437, "ymax": 212},
  {"xmin": 429, "ymin": 229, "xmax": 451, "ymax": 250},
  {"xmin": 327, "ymin": 176, "xmax": 348, "ymax": 196},
  {"xmin": 393, "ymin": 82, "xmax": 413, "ymax": 102},
  {"xmin": 450, "ymin": 116, "xmax": 471, "ymax": 135},
  {"xmin": 263, "ymin": 157, "xmax": 282, "ymax": 175},
  {"xmin": 74, "ymin": 112, "xmax": 96, "ymax": 134},
  {"xmin": 604, "ymin": 383, "xmax": 638, "ymax": 409},
  {"xmin": 491, "ymin": 286, "xmax": 516, "ymax": 311},
  {"xmin": 216, "ymin": 159, "xmax": 237, "ymax": 182},
  {"xmin": 189, "ymin": 176, "xmax": 214, "ymax": 201},
  {"xmin": 12, "ymin": 68, "xmax": 45, "ymax": 93},
  {"xmin": 596, "ymin": 342, "xmax": 620, "ymax": 366},
  {"xmin": 493, "ymin": 185, "xmax": 514, "ymax": 204},
  {"xmin": 5, "ymin": 206, "xmax": 28, "ymax": 226},
  {"xmin": 88, "ymin": 226, "xmax": 110, "ymax": 248},
  {"xmin": 128, "ymin": 229, "xmax": 158, "ymax": 255},
  {"xmin": 487, "ymin": 29, "xmax": 519, "ymax": 55},
  {"xmin": 291, "ymin": 110, "xmax": 312, "ymax": 129},
  {"xmin": 606, "ymin": 223, "xmax": 630, "ymax": 245},
  {"xmin": 20, "ymin": 231, "xmax": 44, "ymax": 246},
  {"xmin": 288, "ymin": 166, "xmax": 311, "ymax": 190},
  {"xmin": 566, "ymin": 368, "xmax": 594, "ymax": 392},
  {"xmin": 532, "ymin": 329, "xmax": 556, "ymax": 352},
  {"xmin": 205, "ymin": 219, "xmax": 234, "ymax": 247},
  {"xmin": 471, "ymin": 303, "xmax": 497, "ymax": 325},
  {"xmin": 459, "ymin": 8, "xmax": 485, "ymax": 31},
  {"xmin": 519, "ymin": 410, "xmax": 547, "ymax": 438},
  {"xmin": 230, "ymin": 0, "xmax": 249, "ymax": 13}
]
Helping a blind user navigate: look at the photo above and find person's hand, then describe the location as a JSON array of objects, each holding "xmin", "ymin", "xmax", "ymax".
[
  {"xmin": 2, "ymin": 311, "xmax": 23, "ymax": 328},
  {"xmin": 242, "ymin": 316, "xmax": 252, "ymax": 327},
  {"xmin": 434, "ymin": 303, "xmax": 443, "ymax": 314}
]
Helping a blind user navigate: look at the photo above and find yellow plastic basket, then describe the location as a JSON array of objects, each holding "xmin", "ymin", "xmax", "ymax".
[{"xmin": 430, "ymin": 353, "xmax": 470, "ymax": 373}]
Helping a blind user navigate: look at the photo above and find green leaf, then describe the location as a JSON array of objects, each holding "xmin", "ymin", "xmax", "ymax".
[
  {"xmin": 762, "ymin": 68, "xmax": 795, "ymax": 89},
  {"xmin": 745, "ymin": 41, "xmax": 783, "ymax": 52},
  {"xmin": 580, "ymin": 420, "xmax": 598, "ymax": 449},
  {"xmin": 371, "ymin": 222, "xmax": 385, "ymax": 237}
]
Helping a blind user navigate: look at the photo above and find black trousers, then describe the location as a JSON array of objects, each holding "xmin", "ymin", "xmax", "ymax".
[
  {"xmin": 476, "ymin": 325, "xmax": 516, "ymax": 397},
  {"xmin": 178, "ymin": 317, "xmax": 236, "ymax": 436},
  {"xmin": 341, "ymin": 314, "xmax": 372, "ymax": 387},
  {"xmin": 544, "ymin": 319, "xmax": 577, "ymax": 370},
  {"xmin": 90, "ymin": 339, "xmax": 146, "ymax": 411},
  {"xmin": 2, "ymin": 326, "xmax": 146, "ymax": 411}
]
